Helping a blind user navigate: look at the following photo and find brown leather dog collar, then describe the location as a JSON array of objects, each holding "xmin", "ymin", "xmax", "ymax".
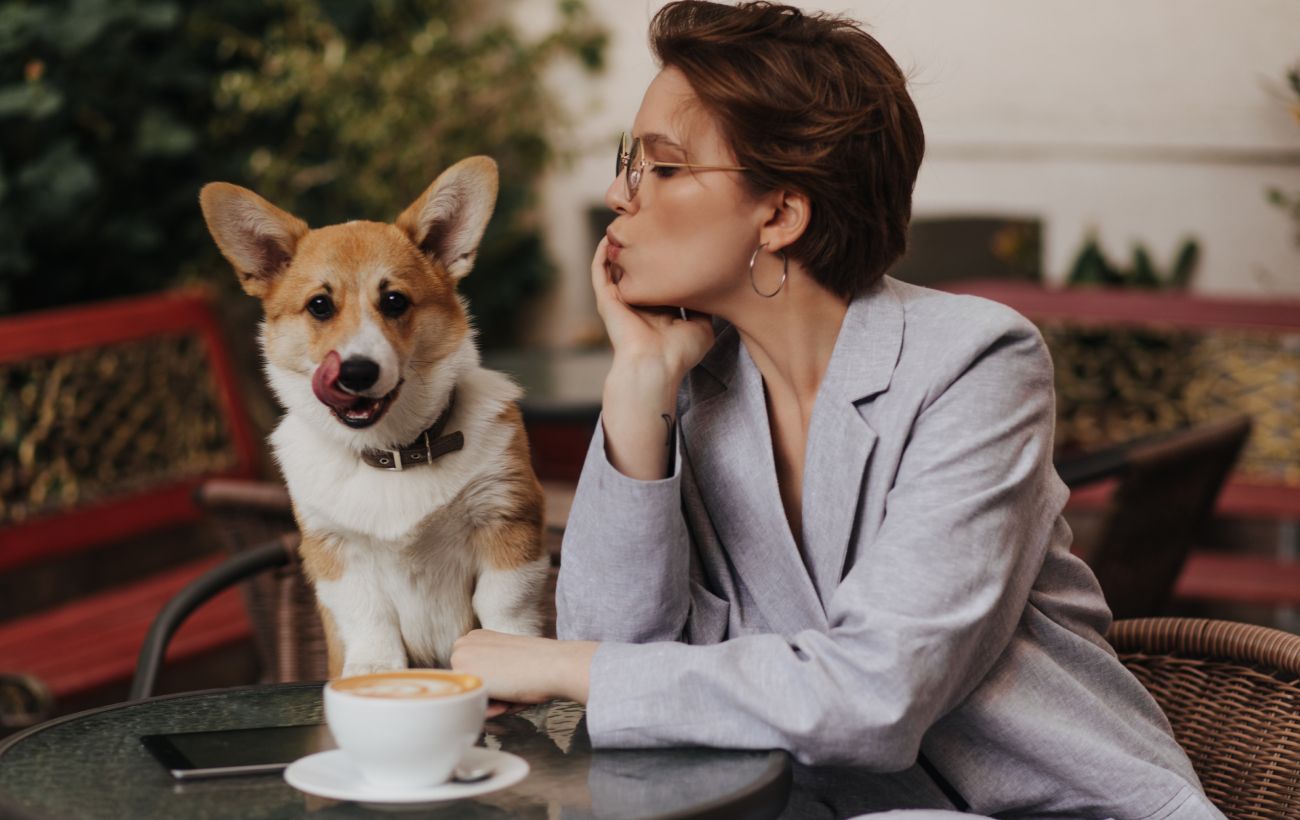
[{"xmin": 361, "ymin": 391, "xmax": 463, "ymax": 471}]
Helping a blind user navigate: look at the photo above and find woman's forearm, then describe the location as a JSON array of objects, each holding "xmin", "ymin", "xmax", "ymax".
[
  {"xmin": 557, "ymin": 407, "xmax": 696, "ymax": 645},
  {"xmin": 551, "ymin": 639, "xmax": 597, "ymax": 703},
  {"xmin": 600, "ymin": 357, "xmax": 681, "ymax": 481}
]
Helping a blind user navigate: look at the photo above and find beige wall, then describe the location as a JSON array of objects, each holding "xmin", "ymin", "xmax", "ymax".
[{"xmin": 514, "ymin": 0, "xmax": 1300, "ymax": 347}]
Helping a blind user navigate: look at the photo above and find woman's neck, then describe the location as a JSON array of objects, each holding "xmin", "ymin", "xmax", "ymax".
[{"xmin": 723, "ymin": 267, "xmax": 849, "ymax": 417}]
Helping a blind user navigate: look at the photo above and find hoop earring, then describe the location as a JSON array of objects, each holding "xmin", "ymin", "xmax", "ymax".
[{"xmin": 749, "ymin": 242, "xmax": 788, "ymax": 298}]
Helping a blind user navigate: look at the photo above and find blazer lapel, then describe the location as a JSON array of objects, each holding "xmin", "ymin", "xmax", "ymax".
[
  {"xmin": 802, "ymin": 279, "xmax": 904, "ymax": 607},
  {"xmin": 682, "ymin": 328, "xmax": 826, "ymax": 633}
]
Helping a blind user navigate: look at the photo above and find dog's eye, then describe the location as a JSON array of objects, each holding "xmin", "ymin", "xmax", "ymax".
[
  {"xmin": 306, "ymin": 295, "xmax": 334, "ymax": 320},
  {"xmin": 380, "ymin": 291, "xmax": 410, "ymax": 318}
]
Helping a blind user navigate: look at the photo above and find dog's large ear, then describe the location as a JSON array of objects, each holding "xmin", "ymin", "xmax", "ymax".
[
  {"xmin": 396, "ymin": 156, "xmax": 498, "ymax": 281},
  {"xmin": 199, "ymin": 183, "xmax": 309, "ymax": 298}
]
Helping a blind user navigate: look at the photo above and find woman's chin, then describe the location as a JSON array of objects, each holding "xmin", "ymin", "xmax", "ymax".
[
  {"xmin": 620, "ymin": 287, "xmax": 670, "ymax": 309},
  {"xmin": 616, "ymin": 280, "xmax": 649, "ymax": 305},
  {"xmin": 616, "ymin": 272, "xmax": 688, "ymax": 310}
]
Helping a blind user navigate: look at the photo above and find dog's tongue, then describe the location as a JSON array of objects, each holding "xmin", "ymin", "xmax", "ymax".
[{"xmin": 312, "ymin": 351, "xmax": 357, "ymax": 411}]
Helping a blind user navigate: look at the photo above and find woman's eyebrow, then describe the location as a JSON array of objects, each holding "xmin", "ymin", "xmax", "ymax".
[{"xmin": 639, "ymin": 132, "xmax": 686, "ymax": 153}]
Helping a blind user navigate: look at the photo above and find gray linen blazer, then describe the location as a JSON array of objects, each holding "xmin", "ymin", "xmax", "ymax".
[{"xmin": 557, "ymin": 277, "xmax": 1224, "ymax": 819}]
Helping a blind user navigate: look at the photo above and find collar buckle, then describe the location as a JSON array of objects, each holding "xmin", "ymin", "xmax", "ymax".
[
  {"xmin": 359, "ymin": 389, "xmax": 460, "ymax": 472},
  {"xmin": 375, "ymin": 448, "xmax": 403, "ymax": 471}
]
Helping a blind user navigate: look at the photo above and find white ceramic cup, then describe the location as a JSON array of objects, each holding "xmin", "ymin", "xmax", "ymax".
[{"xmin": 323, "ymin": 669, "xmax": 488, "ymax": 790}]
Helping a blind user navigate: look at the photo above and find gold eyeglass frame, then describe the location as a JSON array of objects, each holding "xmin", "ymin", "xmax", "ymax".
[{"xmin": 616, "ymin": 132, "xmax": 748, "ymax": 200}]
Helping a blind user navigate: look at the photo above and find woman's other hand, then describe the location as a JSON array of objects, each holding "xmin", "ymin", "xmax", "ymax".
[
  {"xmin": 593, "ymin": 236, "xmax": 713, "ymax": 479},
  {"xmin": 592, "ymin": 236, "xmax": 715, "ymax": 380},
  {"xmin": 450, "ymin": 629, "xmax": 597, "ymax": 707}
]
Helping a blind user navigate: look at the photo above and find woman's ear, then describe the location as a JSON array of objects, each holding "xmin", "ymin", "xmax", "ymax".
[{"xmin": 758, "ymin": 189, "xmax": 811, "ymax": 254}]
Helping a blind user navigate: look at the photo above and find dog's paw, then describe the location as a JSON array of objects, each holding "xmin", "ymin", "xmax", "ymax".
[{"xmin": 341, "ymin": 660, "xmax": 407, "ymax": 678}]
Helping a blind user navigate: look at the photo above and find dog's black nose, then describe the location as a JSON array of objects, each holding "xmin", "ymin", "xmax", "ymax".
[{"xmin": 338, "ymin": 357, "xmax": 380, "ymax": 392}]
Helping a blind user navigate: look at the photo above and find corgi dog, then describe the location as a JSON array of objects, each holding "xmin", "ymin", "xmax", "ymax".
[{"xmin": 199, "ymin": 156, "xmax": 548, "ymax": 678}]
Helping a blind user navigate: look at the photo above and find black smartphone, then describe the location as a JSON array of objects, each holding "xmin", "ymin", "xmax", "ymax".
[{"xmin": 140, "ymin": 723, "xmax": 336, "ymax": 780}]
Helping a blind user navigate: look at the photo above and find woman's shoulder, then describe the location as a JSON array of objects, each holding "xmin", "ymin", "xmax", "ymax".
[
  {"xmin": 881, "ymin": 277, "xmax": 1052, "ymax": 398},
  {"xmin": 885, "ymin": 276, "xmax": 1040, "ymax": 344}
]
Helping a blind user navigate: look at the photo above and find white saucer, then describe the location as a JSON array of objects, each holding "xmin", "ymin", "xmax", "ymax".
[{"xmin": 284, "ymin": 746, "xmax": 528, "ymax": 804}]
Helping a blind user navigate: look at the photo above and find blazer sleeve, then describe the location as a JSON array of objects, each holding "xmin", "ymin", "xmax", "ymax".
[
  {"xmin": 582, "ymin": 319, "xmax": 1070, "ymax": 770},
  {"xmin": 556, "ymin": 418, "xmax": 731, "ymax": 644}
]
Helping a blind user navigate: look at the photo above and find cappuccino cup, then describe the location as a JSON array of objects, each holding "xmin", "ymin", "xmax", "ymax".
[{"xmin": 324, "ymin": 670, "xmax": 487, "ymax": 790}]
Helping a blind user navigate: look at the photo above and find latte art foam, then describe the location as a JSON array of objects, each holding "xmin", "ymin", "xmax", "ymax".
[{"xmin": 331, "ymin": 671, "xmax": 479, "ymax": 699}]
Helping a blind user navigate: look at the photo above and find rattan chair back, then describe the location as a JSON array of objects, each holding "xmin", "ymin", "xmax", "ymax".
[
  {"xmin": 1087, "ymin": 415, "xmax": 1251, "ymax": 619},
  {"xmin": 194, "ymin": 479, "xmax": 327, "ymax": 682},
  {"xmin": 1109, "ymin": 617, "xmax": 1300, "ymax": 819}
]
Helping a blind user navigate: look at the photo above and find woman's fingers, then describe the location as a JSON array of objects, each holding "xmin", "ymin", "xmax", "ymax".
[
  {"xmin": 451, "ymin": 629, "xmax": 595, "ymax": 705},
  {"xmin": 670, "ymin": 310, "xmax": 716, "ymax": 373},
  {"xmin": 588, "ymin": 240, "xmax": 715, "ymax": 374},
  {"xmin": 451, "ymin": 629, "xmax": 553, "ymax": 704},
  {"xmin": 485, "ymin": 699, "xmax": 528, "ymax": 719},
  {"xmin": 589, "ymin": 236, "xmax": 622, "ymax": 317}
]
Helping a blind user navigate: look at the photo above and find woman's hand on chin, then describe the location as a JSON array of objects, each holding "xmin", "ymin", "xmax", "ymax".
[
  {"xmin": 450, "ymin": 629, "xmax": 598, "ymax": 709},
  {"xmin": 591, "ymin": 236, "xmax": 714, "ymax": 383}
]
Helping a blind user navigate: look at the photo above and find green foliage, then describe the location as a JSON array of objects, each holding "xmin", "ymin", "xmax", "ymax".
[
  {"xmin": 0, "ymin": 0, "xmax": 606, "ymax": 346},
  {"xmin": 0, "ymin": 0, "xmax": 218, "ymax": 314},
  {"xmin": 1267, "ymin": 61, "xmax": 1300, "ymax": 249},
  {"xmin": 1066, "ymin": 234, "xmax": 1200, "ymax": 290},
  {"xmin": 1268, "ymin": 186, "xmax": 1300, "ymax": 247}
]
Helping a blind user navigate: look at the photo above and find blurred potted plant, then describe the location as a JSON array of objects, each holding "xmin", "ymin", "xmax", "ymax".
[
  {"xmin": 1066, "ymin": 234, "xmax": 1199, "ymax": 291},
  {"xmin": 1265, "ymin": 61, "xmax": 1300, "ymax": 246},
  {"xmin": 1051, "ymin": 234, "xmax": 1203, "ymax": 452}
]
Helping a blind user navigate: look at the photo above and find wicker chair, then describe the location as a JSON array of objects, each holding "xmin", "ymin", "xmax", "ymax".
[
  {"xmin": 0, "ymin": 674, "xmax": 52, "ymax": 732},
  {"xmin": 193, "ymin": 479, "xmax": 326, "ymax": 682},
  {"xmin": 1108, "ymin": 617, "xmax": 1300, "ymax": 819}
]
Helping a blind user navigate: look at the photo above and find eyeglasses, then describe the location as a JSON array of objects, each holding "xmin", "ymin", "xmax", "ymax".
[{"xmin": 615, "ymin": 132, "xmax": 748, "ymax": 200}]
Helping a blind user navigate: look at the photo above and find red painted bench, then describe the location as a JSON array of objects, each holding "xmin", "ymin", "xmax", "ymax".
[
  {"xmin": 0, "ymin": 290, "xmax": 262, "ymax": 724},
  {"xmin": 1176, "ymin": 552, "xmax": 1300, "ymax": 607},
  {"xmin": 0, "ymin": 557, "xmax": 250, "ymax": 703}
]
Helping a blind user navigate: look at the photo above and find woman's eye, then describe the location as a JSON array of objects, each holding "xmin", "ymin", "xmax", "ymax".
[
  {"xmin": 652, "ymin": 165, "xmax": 680, "ymax": 178},
  {"xmin": 380, "ymin": 291, "xmax": 410, "ymax": 318},
  {"xmin": 306, "ymin": 295, "xmax": 334, "ymax": 320}
]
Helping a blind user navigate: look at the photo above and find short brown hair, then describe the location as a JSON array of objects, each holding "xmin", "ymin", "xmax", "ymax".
[{"xmin": 650, "ymin": 1, "xmax": 925, "ymax": 297}]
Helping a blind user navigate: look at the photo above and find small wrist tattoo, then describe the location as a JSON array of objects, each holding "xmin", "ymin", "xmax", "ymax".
[
  {"xmin": 661, "ymin": 413, "xmax": 678, "ymax": 477},
  {"xmin": 661, "ymin": 413, "xmax": 675, "ymax": 446}
]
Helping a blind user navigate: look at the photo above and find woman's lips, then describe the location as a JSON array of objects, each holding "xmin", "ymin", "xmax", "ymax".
[{"xmin": 606, "ymin": 231, "xmax": 623, "ymax": 263}]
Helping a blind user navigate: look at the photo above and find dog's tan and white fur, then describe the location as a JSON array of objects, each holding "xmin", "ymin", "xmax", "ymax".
[{"xmin": 200, "ymin": 157, "xmax": 548, "ymax": 678}]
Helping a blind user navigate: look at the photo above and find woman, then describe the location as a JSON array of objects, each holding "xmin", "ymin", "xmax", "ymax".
[{"xmin": 451, "ymin": 2, "xmax": 1222, "ymax": 817}]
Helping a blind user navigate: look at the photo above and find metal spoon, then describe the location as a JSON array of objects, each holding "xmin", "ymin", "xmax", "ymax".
[{"xmin": 451, "ymin": 764, "xmax": 494, "ymax": 784}]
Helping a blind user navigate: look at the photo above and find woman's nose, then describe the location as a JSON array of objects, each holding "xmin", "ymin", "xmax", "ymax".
[{"xmin": 604, "ymin": 175, "xmax": 635, "ymax": 215}]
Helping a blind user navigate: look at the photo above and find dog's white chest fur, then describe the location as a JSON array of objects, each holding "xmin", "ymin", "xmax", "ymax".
[
  {"xmin": 272, "ymin": 364, "xmax": 520, "ymax": 542},
  {"xmin": 270, "ymin": 362, "xmax": 544, "ymax": 669}
]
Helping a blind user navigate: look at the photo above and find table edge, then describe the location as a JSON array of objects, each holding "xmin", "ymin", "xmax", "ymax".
[
  {"xmin": 0, "ymin": 681, "xmax": 325, "ymax": 758},
  {"xmin": 0, "ymin": 684, "xmax": 793, "ymax": 820},
  {"xmin": 657, "ymin": 749, "xmax": 792, "ymax": 820}
]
